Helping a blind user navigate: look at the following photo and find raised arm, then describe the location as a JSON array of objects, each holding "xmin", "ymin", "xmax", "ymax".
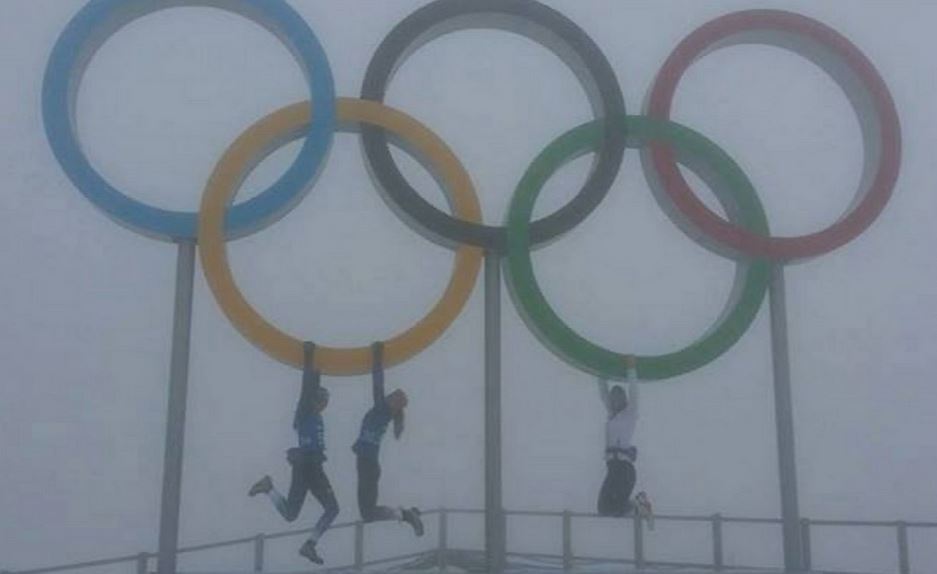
[
  {"xmin": 371, "ymin": 342, "xmax": 385, "ymax": 407},
  {"xmin": 628, "ymin": 382, "xmax": 639, "ymax": 418},
  {"xmin": 625, "ymin": 355, "xmax": 638, "ymax": 417},
  {"xmin": 597, "ymin": 377, "xmax": 611, "ymax": 413},
  {"xmin": 295, "ymin": 341, "xmax": 320, "ymax": 429}
]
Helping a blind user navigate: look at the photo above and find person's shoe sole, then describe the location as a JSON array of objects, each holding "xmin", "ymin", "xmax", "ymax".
[
  {"xmin": 406, "ymin": 507, "xmax": 424, "ymax": 537},
  {"xmin": 248, "ymin": 475, "xmax": 272, "ymax": 497},
  {"xmin": 299, "ymin": 542, "xmax": 324, "ymax": 565}
]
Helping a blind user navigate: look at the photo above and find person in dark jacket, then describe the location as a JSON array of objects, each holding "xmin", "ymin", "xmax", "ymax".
[
  {"xmin": 352, "ymin": 343, "xmax": 423, "ymax": 535},
  {"xmin": 249, "ymin": 343, "xmax": 339, "ymax": 565}
]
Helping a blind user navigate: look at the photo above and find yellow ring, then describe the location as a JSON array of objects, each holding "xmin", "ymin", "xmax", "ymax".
[{"xmin": 198, "ymin": 98, "xmax": 483, "ymax": 375}]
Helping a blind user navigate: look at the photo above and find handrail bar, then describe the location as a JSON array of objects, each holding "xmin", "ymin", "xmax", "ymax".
[
  {"xmin": 8, "ymin": 553, "xmax": 148, "ymax": 574},
  {"xmin": 175, "ymin": 536, "xmax": 256, "ymax": 555},
  {"xmin": 809, "ymin": 518, "xmax": 937, "ymax": 528}
]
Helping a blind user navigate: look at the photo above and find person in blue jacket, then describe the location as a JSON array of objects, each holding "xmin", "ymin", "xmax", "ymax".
[
  {"xmin": 353, "ymin": 342, "xmax": 423, "ymax": 535},
  {"xmin": 248, "ymin": 343, "xmax": 339, "ymax": 565}
]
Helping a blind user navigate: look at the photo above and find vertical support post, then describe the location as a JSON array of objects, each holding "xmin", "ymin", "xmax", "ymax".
[
  {"xmin": 354, "ymin": 522, "xmax": 365, "ymax": 571},
  {"xmin": 157, "ymin": 241, "xmax": 196, "ymax": 574},
  {"xmin": 562, "ymin": 511, "xmax": 573, "ymax": 571},
  {"xmin": 136, "ymin": 552, "xmax": 149, "ymax": 574},
  {"xmin": 896, "ymin": 521, "xmax": 910, "ymax": 574},
  {"xmin": 712, "ymin": 514, "xmax": 724, "ymax": 571},
  {"xmin": 438, "ymin": 509, "xmax": 449, "ymax": 572},
  {"xmin": 800, "ymin": 519, "xmax": 812, "ymax": 572},
  {"xmin": 633, "ymin": 512, "xmax": 645, "ymax": 569},
  {"xmin": 253, "ymin": 534, "xmax": 265, "ymax": 572},
  {"xmin": 484, "ymin": 252, "xmax": 505, "ymax": 574},
  {"xmin": 769, "ymin": 265, "xmax": 804, "ymax": 572}
]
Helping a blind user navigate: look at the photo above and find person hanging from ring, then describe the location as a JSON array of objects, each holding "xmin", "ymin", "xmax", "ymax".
[
  {"xmin": 597, "ymin": 355, "xmax": 651, "ymax": 523},
  {"xmin": 248, "ymin": 342, "xmax": 339, "ymax": 565},
  {"xmin": 352, "ymin": 342, "xmax": 424, "ymax": 536}
]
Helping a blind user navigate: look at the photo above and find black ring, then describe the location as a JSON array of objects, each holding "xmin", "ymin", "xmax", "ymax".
[{"xmin": 360, "ymin": 0, "xmax": 626, "ymax": 253}]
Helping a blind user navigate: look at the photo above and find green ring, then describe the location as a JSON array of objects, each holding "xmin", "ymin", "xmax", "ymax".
[{"xmin": 505, "ymin": 116, "xmax": 771, "ymax": 381}]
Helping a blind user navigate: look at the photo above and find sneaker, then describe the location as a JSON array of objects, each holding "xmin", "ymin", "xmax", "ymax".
[
  {"xmin": 248, "ymin": 475, "xmax": 272, "ymax": 497},
  {"xmin": 635, "ymin": 491, "xmax": 654, "ymax": 531},
  {"xmin": 299, "ymin": 539, "xmax": 324, "ymax": 565},
  {"xmin": 402, "ymin": 507, "xmax": 424, "ymax": 537}
]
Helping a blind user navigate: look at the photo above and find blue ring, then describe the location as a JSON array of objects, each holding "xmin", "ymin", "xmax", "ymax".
[{"xmin": 42, "ymin": 0, "xmax": 335, "ymax": 241}]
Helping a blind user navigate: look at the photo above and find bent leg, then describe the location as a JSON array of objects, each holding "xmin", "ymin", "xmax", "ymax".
[
  {"xmin": 268, "ymin": 463, "xmax": 307, "ymax": 522},
  {"xmin": 357, "ymin": 456, "xmax": 399, "ymax": 522},
  {"xmin": 600, "ymin": 460, "xmax": 632, "ymax": 516},
  {"xmin": 622, "ymin": 461, "xmax": 636, "ymax": 504},
  {"xmin": 597, "ymin": 461, "xmax": 618, "ymax": 516},
  {"xmin": 308, "ymin": 465, "xmax": 339, "ymax": 542}
]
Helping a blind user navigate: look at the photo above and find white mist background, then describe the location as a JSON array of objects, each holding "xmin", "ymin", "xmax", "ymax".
[{"xmin": 1, "ymin": 0, "xmax": 936, "ymax": 572}]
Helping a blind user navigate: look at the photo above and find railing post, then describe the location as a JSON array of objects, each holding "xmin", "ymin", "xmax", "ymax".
[
  {"xmin": 633, "ymin": 512, "xmax": 645, "ymax": 569},
  {"xmin": 438, "ymin": 509, "xmax": 448, "ymax": 572},
  {"xmin": 354, "ymin": 521, "xmax": 365, "ymax": 571},
  {"xmin": 897, "ymin": 521, "xmax": 910, "ymax": 574},
  {"xmin": 711, "ymin": 514, "xmax": 724, "ymax": 571},
  {"xmin": 562, "ymin": 511, "xmax": 573, "ymax": 571},
  {"xmin": 800, "ymin": 519, "xmax": 812, "ymax": 572},
  {"xmin": 253, "ymin": 534, "xmax": 265, "ymax": 572},
  {"xmin": 136, "ymin": 552, "xmax": 148, "ymax": 574}
]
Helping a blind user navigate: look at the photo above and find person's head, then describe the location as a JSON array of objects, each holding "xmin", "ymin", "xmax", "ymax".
[
  {"xmin": 387, "ymin": 389, "xmax": 408, "ymax": 439},
  {"xmin": 387, "ymin": 389, "xmax": 408, "ymax": 412},
  {"xmin": 313, "ymin": 387, "xmax": 330, "ymax": 413},
  {"xmin": 294, "ymin": 386, "xmax": 329, "ymax": 430},
  {"xmin": 609, "ymin": 385, "xmax": 628, "ymax": 413}
]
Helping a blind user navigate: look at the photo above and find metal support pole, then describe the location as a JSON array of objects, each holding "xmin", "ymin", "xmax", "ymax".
[
  {"xmin": 562, "ymin": 511, "xmax": 573, "ymax": 571},
  {"xmin": 354, "ymin": 522, "xmax": 365, "ymax": 571},
  {"xmin": 712, "ymin": 514, "xmax": 724, "ymax": 571},
  {"xmin": 769, "ymin": 266, "xmax": 804, "ymax": 572},
  {"xmin": 633, "ymin": 512, "xmax": 645, "ymax": 569},
  {"xmin": 484, "ymin": 252, "xmax": 505, "ymax": 574},
  {"xmin": 438, "ymin": 509, "xmax": 449, "ymax": 572},
  {"xmin": 253, "ymin": 534, "xmax": 265, "ymax": 572},
  {"xmin": 157, "ymin": 241, "xmax": 196, "ymax": 574},
  {"xmin": 800, "ymin": 519, "xmax": 812, "ymax": 572},
  {"xmin": 896, "ymin": 521, "xmax": 910, "ymax": 574},
  {"xmin": 136, "ymin": 552, "xmax": 149, "ymax": 574}
]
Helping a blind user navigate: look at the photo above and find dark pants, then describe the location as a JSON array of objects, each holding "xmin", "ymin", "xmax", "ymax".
[
  {"xmin": 357, "ymin": 455, "xmax": 398, "ymax": 522},
  {"xmin": 277, "ymin": 458, "xmax": 338, "ymax": 540},
  {"xmin": 598, "ymin": 459, "xmax": 636, "ymax": 517}
]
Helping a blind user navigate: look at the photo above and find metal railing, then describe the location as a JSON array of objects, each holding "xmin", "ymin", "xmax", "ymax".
[
  {"xmin": 6, "ymin": 508, "xmax": 937, "ymax": 574},
  {"xmin": 3, "ymin": 511, "xmax": 437, "ymax": 574},
  {"xmin": 497, "ymin": 510, "xmax": 937, "ymax": 574}
]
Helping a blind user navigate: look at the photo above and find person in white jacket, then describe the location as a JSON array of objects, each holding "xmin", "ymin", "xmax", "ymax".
[{"xmin": 597, "ymin": 356, "xmax": 642, "ymax": 517}]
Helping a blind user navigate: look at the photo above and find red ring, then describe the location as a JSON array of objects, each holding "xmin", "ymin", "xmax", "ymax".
[{"xmin": 646, "ymin": 10, "xmax": 901, "ymax": 261}]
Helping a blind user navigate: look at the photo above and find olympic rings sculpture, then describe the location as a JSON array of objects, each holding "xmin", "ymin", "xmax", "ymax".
[{"xmin": 43, "ymin": 0, "xmax": 901, "ymax": 380}]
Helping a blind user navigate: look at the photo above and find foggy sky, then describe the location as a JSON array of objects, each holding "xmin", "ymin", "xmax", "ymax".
[{"xmin": 2, "ymin": 1, "xmax": 936, "ymax": 572}]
